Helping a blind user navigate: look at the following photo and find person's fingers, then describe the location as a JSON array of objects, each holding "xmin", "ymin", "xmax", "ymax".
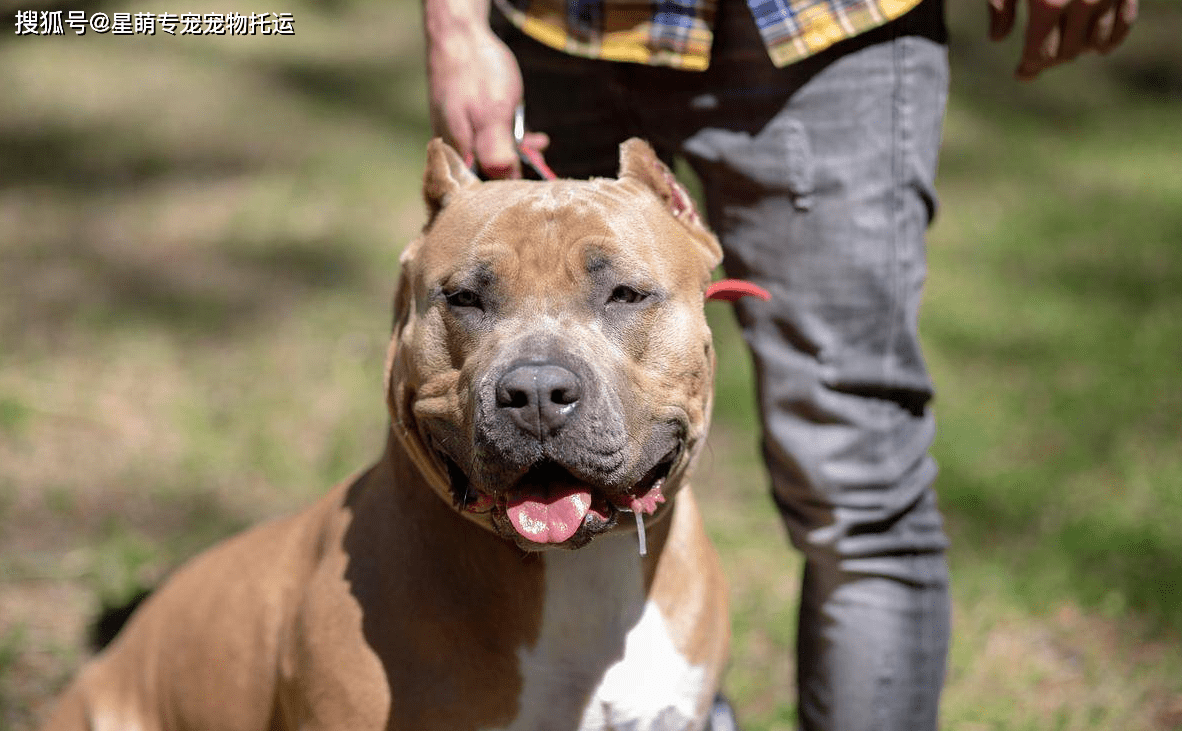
[
  {"xmin": 472, "ymin": 118, "xmax": 520, "ymax": 179},
  {"xmin": 989, "ymin": 0, "xmax": 1019, "ymax": 40},
  {"xmin": 522, "ymin": 131, "xmax": 550, "ymax": 152},
  {"xmin": 1058, "ymin": 0, "xmax": 1109, "ymax": 61},
  {"xmin": 1016, "ymin": 29, "xmax": 1060, "ymax": 80},
  {"xmin": 1004, "ymin": 0, "xmax": 1136, "ymax": 79},
  {"xmin": 1089, "ymin": 4, "xmax": 1117, "ymax": 49},
  {"xmin": 433, "ymin": 102, "xmax": 475, "ymax": 163},
  {"xmin": 1016, "ymin": 0, "xmax": 1064, "ymax": 79},
  {"xmin": 1101, "ymin": 0, "xmax": 1137, "ymax": 52}
]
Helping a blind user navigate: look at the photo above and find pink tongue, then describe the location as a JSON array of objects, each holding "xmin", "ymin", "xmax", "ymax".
[{"xmin": 507, "ymin": 488, "xmax": 592, "ymax": 544}]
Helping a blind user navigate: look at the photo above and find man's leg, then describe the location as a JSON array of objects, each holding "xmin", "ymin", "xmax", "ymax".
[{"xmin": 666, "ymin": 2, "xmax": 953, "ymax": 728}]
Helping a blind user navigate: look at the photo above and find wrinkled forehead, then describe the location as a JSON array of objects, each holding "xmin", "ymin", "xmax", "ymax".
[{"xmin": 417, "ymin": 179, "xmax": 686, "ymax": 282}]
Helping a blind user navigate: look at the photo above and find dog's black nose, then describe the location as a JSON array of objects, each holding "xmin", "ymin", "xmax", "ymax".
[{"xmin": 496, "ymin": 364, "xmax": 582, "ymax": 439}]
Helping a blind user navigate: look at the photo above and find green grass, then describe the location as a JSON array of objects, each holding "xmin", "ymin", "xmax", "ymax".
[{"xmin": 2, "ymin": 1, "xmax": 1181, "ymax": 730}]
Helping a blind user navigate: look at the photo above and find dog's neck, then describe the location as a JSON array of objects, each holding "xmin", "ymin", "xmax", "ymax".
[{"xmin": 368, "ymin": 432, "xmax": 700, "ymax": 731}]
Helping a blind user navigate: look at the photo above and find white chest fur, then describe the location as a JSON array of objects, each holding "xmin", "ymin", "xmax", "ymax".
[{"xmin": 486, "ymin": 532, "xmax": 710, "ymax": 731}]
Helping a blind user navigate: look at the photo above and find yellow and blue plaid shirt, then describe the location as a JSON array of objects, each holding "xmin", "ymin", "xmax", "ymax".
[{"xmin": 494, "ymin": 0, "xmax": 922, "ymax": 70}]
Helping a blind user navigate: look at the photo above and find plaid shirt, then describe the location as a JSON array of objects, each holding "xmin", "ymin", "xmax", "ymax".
[{"xmin": 494, "ymin": 0, "xmax": 922, "ymax": 70}]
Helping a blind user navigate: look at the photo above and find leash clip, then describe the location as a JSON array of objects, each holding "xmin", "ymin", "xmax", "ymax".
[{"xmin": 513, "ymin": 105, "xmax": 526, "ymax": 150}]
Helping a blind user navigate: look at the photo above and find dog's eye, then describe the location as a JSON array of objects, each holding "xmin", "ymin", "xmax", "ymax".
[
  {"xmin": 445, "ymin": 289, "xmax": 482, "ymax": 310},
  {"xmin": 608, "ymin": 285, "xmax": 647, "ymax": 305}
]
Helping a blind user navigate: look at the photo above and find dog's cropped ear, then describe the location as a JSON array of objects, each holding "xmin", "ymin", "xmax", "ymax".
[
  {"xmin": 423, "ymin": 138, "xmax": 480, "ymax": 222},
  {"xmin": 617, "ymin": 138, "xmax": 723, "ymax": 269}
]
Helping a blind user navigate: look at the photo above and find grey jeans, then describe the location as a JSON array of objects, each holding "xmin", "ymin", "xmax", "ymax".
[{"xmin": 494, "ymin": 1, "xmax": 952, "ymax": 728}]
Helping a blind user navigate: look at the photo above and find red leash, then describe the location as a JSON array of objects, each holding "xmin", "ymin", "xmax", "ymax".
[
  {"xmin": 704, "ymin": 279, "xmax": 770, "ymax": 302},
  {"xmin": 518, "ymin": 140, "xmax": 559, "ymax": 182}
]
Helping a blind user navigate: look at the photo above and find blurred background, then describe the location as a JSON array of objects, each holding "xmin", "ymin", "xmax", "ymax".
[{"xmin": 0, "ymin": 0, "xmax": 1179, "ymax": 729}]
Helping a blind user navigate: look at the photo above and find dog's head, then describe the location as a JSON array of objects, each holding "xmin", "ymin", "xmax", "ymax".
[{"xmin": 385, "ymin": 138, "xmax": 723, "ymax": 552}]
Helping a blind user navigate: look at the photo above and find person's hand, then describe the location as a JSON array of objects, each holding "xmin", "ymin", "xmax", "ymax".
[
  {"xmin": 425, "ymin": 23, "xmax": 547, "ymax": 179},
  {"xmin": 988, "ymin": 0, "xmax": 1137, "ymax": 80}
]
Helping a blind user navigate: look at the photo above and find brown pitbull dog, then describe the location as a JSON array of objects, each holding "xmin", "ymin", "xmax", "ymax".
[{"xmin": 40, "ymin": 138, "xmax": 732, "ymax": 731}]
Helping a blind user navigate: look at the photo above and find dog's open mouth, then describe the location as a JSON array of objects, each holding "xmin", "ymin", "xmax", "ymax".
[{"xmin": 443, "ymin": 447, "xmax": 677, "ymax": 549}]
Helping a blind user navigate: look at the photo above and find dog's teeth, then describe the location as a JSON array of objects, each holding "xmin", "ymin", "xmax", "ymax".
[{"xmin": 635, "ymin": 510, "xmax": 647, "ymax": 557}]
